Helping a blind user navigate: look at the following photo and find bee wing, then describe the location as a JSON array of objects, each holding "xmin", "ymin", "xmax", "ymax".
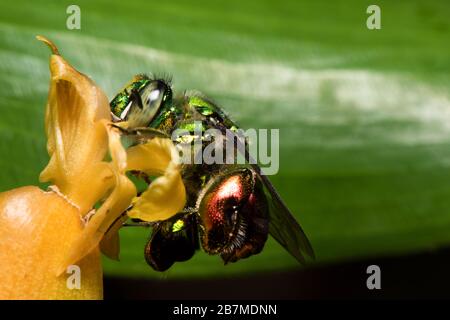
[
  {"xmin": 226, "ymin": 119, "xmax": 314, "ymax": 264},
  {"xmin": 256, "ymin": 170, "xmax": 315, "ymax": 264}
]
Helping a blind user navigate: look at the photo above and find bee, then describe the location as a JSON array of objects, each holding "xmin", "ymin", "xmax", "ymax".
[{"xmin": 110, "ymin": 74, "xmax": 314, "ymax": 271}]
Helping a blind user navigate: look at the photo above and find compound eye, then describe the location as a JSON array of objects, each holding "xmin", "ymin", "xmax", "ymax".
[
  {"xmin": 109, "ymin": 77, "xmax": 173, "ymax": 126},
  {"xmin": 147, "ymin": 88, "xmax": 161, "ymax": 105},
  {"xmin": 144, "ymin": 80, "xmax": 170, "ymax": 108},
  {"xmin": 136, "ymin": 80, "xmax": 171, "ymax": 124}
]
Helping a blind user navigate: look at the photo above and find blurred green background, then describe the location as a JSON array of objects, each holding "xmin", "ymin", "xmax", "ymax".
[{"xmin": 0, "ymin": 0, "xmax": 449, "ymax": 281}]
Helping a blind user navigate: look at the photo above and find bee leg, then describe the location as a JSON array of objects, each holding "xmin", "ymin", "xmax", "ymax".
[
  {"xmin": 134, "ymin": 127, "xmax": 170, "ymax": 138},
  {"xmin": 102, "ymin": 209, "xmax": 144, "ymax": 228},
  {"xmin": 222, "ymin": 243, "xmax": 259, "ymax": 264},
  {"xmin": 111, "ymin": 123, "xmax": 170, "ymax": 141},
  {"xmin": 122, "ymin": 207, "xmax": 197, "ymax": 227},
  {"xmin": 110, "ymin": 123, "xmax": 168, "ymax": 138},
  {"xmin": 123, "ymin": 219, "xmax": 155, "ymax": 227}
]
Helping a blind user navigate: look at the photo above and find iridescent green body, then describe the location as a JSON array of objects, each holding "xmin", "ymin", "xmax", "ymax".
[
  {"xmin": 113, "ymin": 83, "xmax": 244, "ymax": 205},
  {"xmin": 110, "ymin": 75, "xmax": 314, "ymax": 271},
  {"xmin": 151, "ymin": 93, "xmax": 249, "ymax": 212},
  {"xmin": 150, "ymin": 93, "xmax": 237, "ymax": 137}
]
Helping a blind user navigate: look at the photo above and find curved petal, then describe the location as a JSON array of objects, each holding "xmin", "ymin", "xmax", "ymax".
[
  {"xmin": 37, "ymin": 36, "xmax": 111, "ymax": 214},
  {"xmin": 126, "ymin": 138, "xmax": 186, "ymax": 222},
  {"xmin": 100, "ymin": 213, "xmax": 128, "ymax": 261},
  {"xmin": 126, "ymin": 137, "xmax": 176, "ymax": 174},
  {"xmin": 58, "ymin": 123, "xmax": 136, "ymax": 274},
  {"xmin": 36, "ymin": 37, "xmax": 185, "ymax": 270}
]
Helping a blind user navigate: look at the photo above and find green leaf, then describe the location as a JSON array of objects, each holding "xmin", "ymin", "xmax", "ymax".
[{"xmin": 0, "ymin": 0, "xmax": 449, "ymax": 279}]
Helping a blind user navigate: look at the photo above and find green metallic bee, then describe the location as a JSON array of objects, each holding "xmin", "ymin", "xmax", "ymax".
[{"xmin": 110, "ymin": 74, "xmax": 314, "ymax": 271}]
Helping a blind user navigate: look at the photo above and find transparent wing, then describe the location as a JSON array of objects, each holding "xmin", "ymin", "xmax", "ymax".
[
  {"xmin": 206, "ymin": 99, "xmax": 314, "ymax": 264},
  {"xmin": 256, "ymin": 170, "xmax": 314, "ymax": 264}
]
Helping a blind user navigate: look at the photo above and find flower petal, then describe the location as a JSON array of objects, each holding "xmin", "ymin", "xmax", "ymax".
[
  {"xmin": 126, "ymin": 138, "xmax": 186, "ymax": 222},
  {"xmin": 37, "ymin": 36, "xmax": 111, "ymax": 214},
  {"xmin": 36, "ymin": 37, "xmax": 185, "ymax": 271},
  {"xmin": 58, "ymin": 123, "xmax": 136, "ymax": 274},
  {"xmin": 99, "ymin": 213, "xmax": 128, "ymax": 261},
  {"xmin": 0, "ymin": 186, "xmax": 103, "ymax": 300},
  {"xmin": 126, "ymin": 137, "xmax": 176, "ymax": 174}
]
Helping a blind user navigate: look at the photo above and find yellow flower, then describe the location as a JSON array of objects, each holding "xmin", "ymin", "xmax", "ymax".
[
  {"xmin": 126, "ymin": 138, "xmax": 186, "ymax": 222},
  {"xmin": 0, "ymin": 36, "xmax": 186, "ymax": 299},
  {"xmin": 0, "ymin": 186, "xmax": 103, "ymax": 300}
]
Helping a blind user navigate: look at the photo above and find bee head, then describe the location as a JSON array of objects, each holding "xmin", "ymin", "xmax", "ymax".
[{"xmin": 110, "ymin": 75, "xmax": 172, "ymax": 127}]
